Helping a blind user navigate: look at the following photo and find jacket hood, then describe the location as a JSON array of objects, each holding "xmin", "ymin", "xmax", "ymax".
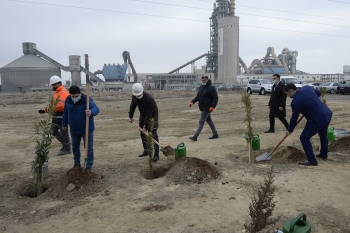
[{"xmin": 206, "ymin": 79, "xmax": 212, "ymax": 86}]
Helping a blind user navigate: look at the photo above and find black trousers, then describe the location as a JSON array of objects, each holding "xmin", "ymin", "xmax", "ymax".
[
  {"xmin": 269, "ymin": 116, "xmax": 289, "ymax": 131},
  {"xmin": 51, "ymin": 118, "xmax": 71, "ymax": 150},
  {"xmin": 139, "ymin": 122, "xmax": 159, "ymax": 155}
]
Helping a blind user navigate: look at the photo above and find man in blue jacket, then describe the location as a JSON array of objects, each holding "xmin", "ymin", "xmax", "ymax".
[
  {"xmin": 188, "ymin": 76, "xmax": 219, "ymax": 141},
  {"xmin": 284, "ymin": 83, "xmax": 332, "ymax": 166},
  {"xmin": 62, "ymin": 86, "xmax": 100, "ymax": 171}
]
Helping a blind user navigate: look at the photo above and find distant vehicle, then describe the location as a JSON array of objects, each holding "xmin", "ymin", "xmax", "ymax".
[
  {"xmin": 311, "ymin": 83, "xmax": 321, "ymax": 87},
  {"xmin": 246, "ymin": 79, "xmax": 273, "ymax": 95},
  {"xmin": 317, "ymin": 82, "xmax": 340, "ymax": 94},
  {"xmin": 297, "ymin": 80, "xmax": 316, "ymax": 88},
  {"xmin": 280, "ymin": 76, "xmax": 303, "ymax": 89},
  {"xmin": 337, "ymin": 81, "xmax": 350, "ymax": 95}
]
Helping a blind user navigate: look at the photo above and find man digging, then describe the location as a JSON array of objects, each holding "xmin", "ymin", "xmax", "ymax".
[{"xmin": 128, "ymin": 83, "xmax": 160, "ymax": 162}]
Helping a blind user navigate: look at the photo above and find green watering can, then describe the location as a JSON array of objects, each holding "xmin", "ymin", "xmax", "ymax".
[
  {"xmin": 327, "ymin": 127, "xmax": 335, "ymax": 141},
  {"xmin": 283, "ymin": 213, "xmax": 311, "ymax": 233},
  {"xmin": 174, "ymin": 142, "xmax": 186, "ymax": 161}
]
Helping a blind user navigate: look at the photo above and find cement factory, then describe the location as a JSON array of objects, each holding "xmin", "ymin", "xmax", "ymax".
[{"xmin": 0, "ymin": 0, "xmax": 345, "ymax": 93}]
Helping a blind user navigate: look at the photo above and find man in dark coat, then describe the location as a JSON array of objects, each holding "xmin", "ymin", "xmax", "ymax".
[
  {"xmin": 128, "ymin": 83, "xmax": 160, "ymax": 162},
  {"xmin": 265, "ymin": 74, "xmax": 289, "ymax": 133},
  {"xmin": 188, "ymin": 76, "xmax": 219, "ymax": 141},
  {"xmin": 285, "ymin": 83, "xmax": 332, "ymax": 166}
]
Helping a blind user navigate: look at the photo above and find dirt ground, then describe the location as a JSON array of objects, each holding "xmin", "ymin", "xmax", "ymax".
[{"xmin": 0, "ymin": 90, "xmax": 350, "ymax": 233}]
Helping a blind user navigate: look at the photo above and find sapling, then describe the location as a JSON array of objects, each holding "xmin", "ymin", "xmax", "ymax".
[
  {"xmin": 244, "ymin": 166, "xmax": 280, "ymax": 233},
  {"xmin": 145, "ymin": 118, "xmax": 156, "ymax": 179},
  {"xmin": 30, "ymin": 97, "xmax": 59, "ymax": 197},
  {"xmin": 319, "ymin": 87, "xmax": 328, "ymax": 106},
  {"xmin": 241, "ymin": 90, "xmax": 254, "ymax": 164}
]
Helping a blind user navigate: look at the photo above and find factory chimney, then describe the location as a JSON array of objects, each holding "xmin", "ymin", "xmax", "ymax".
[{"xmin": 230, "ymin": 0, "xmax": 235, "ymax": 15}]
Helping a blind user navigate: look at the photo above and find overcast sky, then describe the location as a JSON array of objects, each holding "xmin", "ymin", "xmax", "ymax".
[{"xmin": 1, "ymin": 0, "xmax": 350, "ymax": 82}]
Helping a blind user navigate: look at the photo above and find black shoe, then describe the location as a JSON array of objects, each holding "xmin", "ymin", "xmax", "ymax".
[
  {"xmin": 189, "ymin": 136, "xmax": 197, "ymax": 141},
  {"xmin": 57, "ymin": 150, "xmax": 71, "ymax": 156},
  {"xmin": 298, "ymin": 161, "xmax": 318, "ymax": 166},
  {"xmin": 138, "ymin": 151, "xmax": 148, "ymax": 157},
  {"xmin": 73, "ymin": 164, "xmax": 81, "ymax": 168},
  {"xmin": 209, "ymin": 134, "xmax": 219, "ymax": 139},
  {"xmin": 264, "ymin": 129, "xmax": 275, "ymax": 133},
  {"xmin": 85, "ymin": 167, "xmax": 92, "ymax": 172},
  {"xmin": 316, "ymin": 154, "xmax": 327, "ymax": 160},
  {"xmin": 152, "ymin": 154, "xmax": 159, "ymax": 162}
]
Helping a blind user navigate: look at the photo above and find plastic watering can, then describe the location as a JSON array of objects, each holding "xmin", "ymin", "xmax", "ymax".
[
  {"xmin": 174, "ymin": 142, "xmax": 186, "ymax": 161},
  {"xmin": 283, "ymin": 213, "xmax": 311, "ymax": 233}
]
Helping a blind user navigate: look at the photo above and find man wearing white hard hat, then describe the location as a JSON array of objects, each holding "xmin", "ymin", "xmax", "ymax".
[
  {"xmin": 39, "ymin": 75, "xmax": 71, "ymax": 155},
  {"xmin": 128, "ymin": 83, "xmax": 160, "ymax": 162}
]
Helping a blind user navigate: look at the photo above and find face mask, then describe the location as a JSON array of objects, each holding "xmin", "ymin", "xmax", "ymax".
[
  {"xmin": 52, "ymin": 87, "xmax": 58, "ymax": 91},
  {"xmin": 71, "ymin": 96, "xmax": 81, "ymax": 103},
  {"xmin": 136, "ymin": 94, "xmax": 143, "ymax": 99},
  {"xmin": 272, "ymin": 80, "xmax": 277, "ymax": 84},
  {"xmin": 201, "ymin": 82, "xmax": 206, "ymax": 86}
]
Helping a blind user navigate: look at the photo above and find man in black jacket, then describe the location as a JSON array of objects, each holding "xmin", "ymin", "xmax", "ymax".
[
  {"xmin": 188, "ymin": 76, "xmax": 219, "ymax": 141},
  {"xmin": 265, "ymin": 74, "xmax": 289, "ymax": 133},
  {"xmin": 128, "ymin": 83, "xmax": 160, "ymax": 162}
]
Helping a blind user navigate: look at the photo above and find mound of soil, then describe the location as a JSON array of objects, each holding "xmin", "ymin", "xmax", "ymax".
[
  {"xmin": 66, "ymin": 167, "xmax": 102, "ymax": 190},
  {"xmin": 255, "ymin": 146, "xmax": 305, "ymax": 164},
  {"xmin": 329, "ymin": 135, "xmax": 350, "ymax": 152},
  {"xmin": 166, "ymin": 157, "xmax": 219, "ymax": 184}
]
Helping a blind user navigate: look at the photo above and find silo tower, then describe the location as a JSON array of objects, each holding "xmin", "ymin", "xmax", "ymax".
[{"xmin": 206, "ymin": 0, "xmax": 239, "ymax": 84}]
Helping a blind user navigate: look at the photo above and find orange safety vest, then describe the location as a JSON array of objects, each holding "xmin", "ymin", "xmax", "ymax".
[{"xmin": 44, "ymin": 85, "xmax": 69, "ymax": 113}]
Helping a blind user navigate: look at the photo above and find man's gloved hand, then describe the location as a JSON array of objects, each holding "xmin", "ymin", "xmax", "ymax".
[
  {"xmin": 209, "ymin": 107, "xmax": 215, "ymax": 112},
  {"xmin": 38, "ymin": 109, "xmax": 45, "ymax": 114},
  {"xmin": 188, "ymin": 102, "xmax": 193, "ymax": 107}
]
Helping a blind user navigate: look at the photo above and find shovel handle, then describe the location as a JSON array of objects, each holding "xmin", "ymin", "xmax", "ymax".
[
  {"xmin": 271, "ymin": 115, "xmax": 304, "ymax": 154},
  {"xmin": 131, "ymin": 121, "xmax": 162, "ymax": 148}
]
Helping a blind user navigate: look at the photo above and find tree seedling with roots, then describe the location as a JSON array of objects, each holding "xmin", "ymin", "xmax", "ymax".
[
  {"xmin": 241, "ymin": 90, "xmax": 255, "ymax": 164},
  {"xmin": 244, "ymin": 166, "xmax": 280, "ymax": 233},
  {"xmin": 319, "ymin": 87, "xmax": 328, "ymax": 106},
  {"xmin": 145, "ymin": 118, "xmax": 156, "ymax": 179},
  {"xmin": 30, "ymin": 97, "xmax": 59, "ymax": 197}
]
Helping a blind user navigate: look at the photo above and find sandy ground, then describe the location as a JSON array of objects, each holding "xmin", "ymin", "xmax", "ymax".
[{"xmin": 0, "ymin": 90, "xmax": 350, "ymax": 233}]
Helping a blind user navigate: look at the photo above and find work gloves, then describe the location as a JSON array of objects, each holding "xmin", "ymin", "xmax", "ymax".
[
  {"xmin": 188, "ymin": 102, "xmax": 193, "ymax": 107},
  {"xmin": 209, "ymin": 107, "xmax": 215, "ymax": 112},
  {"xmin": 38, "ymin": 109, "xmax": 45, "ymax": 114}
]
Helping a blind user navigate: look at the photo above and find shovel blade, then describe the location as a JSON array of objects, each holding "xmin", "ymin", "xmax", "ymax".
[
  {"xmin": 161, "ymin": 146, "xmax": 175, "ymax": 156},
  {"xmin": 256, "ymin": 152, "xmax": 273, "ymax": 162}
]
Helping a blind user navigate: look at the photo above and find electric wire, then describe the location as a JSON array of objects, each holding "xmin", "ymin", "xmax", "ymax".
[
  {"xmin": 130, "ymin": 0, "xmax": 350, "ymax": 28},
  {"xmin": 193, "ymin": 0, "xmax": 350, "ymax": 22},
  {"xmin": 6, "ymin": 0, "xmax": 350, "ymax": 38}
]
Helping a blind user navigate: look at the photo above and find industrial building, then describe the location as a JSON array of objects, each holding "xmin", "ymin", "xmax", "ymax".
[{"xmin": 0, "ymin": 53, "xmax": 60, "ymax": 92}]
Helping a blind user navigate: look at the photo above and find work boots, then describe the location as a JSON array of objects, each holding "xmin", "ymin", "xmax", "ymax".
[
  {"xmin": 152, "ymin": 153, "xmax": 159, "ymax": 162},
  {"xmin": 57, "ymin": 143, "xmax": 71, "ymax": 156},
  {"xmin": 138, "ymin": 151, "xmax": 148, "ymax": 157}
]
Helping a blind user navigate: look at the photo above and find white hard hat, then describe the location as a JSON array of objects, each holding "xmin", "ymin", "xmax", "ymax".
[
  {"xmin": 132, "ymin": 83, "xmax": 144, "ymax": 96},
  {"xmin": 49, "ymin": 75, "xmax": 62, "ymax": 85}
]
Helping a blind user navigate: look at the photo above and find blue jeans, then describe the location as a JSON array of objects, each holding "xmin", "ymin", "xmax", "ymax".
[
  {"xmin": 71, "ymin": 132, "xmax": 94, "ymax": 168},
  {"xmin": 300, "ymin": 122, "xmax": 329, "ymax": 162},
  {"xmin": 194, "ymin": 111, "xmax": 218, "ymax": 138}
]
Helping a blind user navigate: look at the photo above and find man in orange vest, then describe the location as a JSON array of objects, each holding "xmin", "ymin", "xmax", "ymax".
[{"xmin": 39, "ymin": 75, "xmax": 71, "ymax": 155}]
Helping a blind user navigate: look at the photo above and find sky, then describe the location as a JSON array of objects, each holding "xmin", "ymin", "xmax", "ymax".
[{"xmin": 1, "ymin": 0, "xmax": 350, "ymax": 83}]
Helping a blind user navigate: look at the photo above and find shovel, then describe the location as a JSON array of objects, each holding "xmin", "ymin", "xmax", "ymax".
[
  {"xmin": 83, "ymin": 81, "xmax": 91, "ymax": 173},
  {"xmin": 131, "ymin": 121, "xmax": 175, "ymax": 156},
  {"xmin": 256, "ymin": 115, "xmax": 304, "ymax": 162}
]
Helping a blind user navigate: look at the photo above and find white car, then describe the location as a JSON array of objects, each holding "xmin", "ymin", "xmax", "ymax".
[
  {"xmin": 246, "ymin": 79, "xmax": 273, "ymax": 95},
  {"xmin": 298, "ymin": 80, "xmax": 316, "ymax": 89},
  {"xmin": 317, "ymin": 82, "xmax": 340, "ymax": 94},
  {"xmin": 280, "ymin": 76, "xmax": 303, "ymax": 89}
]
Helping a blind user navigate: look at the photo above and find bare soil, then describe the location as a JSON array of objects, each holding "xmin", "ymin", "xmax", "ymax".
[{"xmin": 0, "ymin": 90, "xmax": 350, "ymax": 233}]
